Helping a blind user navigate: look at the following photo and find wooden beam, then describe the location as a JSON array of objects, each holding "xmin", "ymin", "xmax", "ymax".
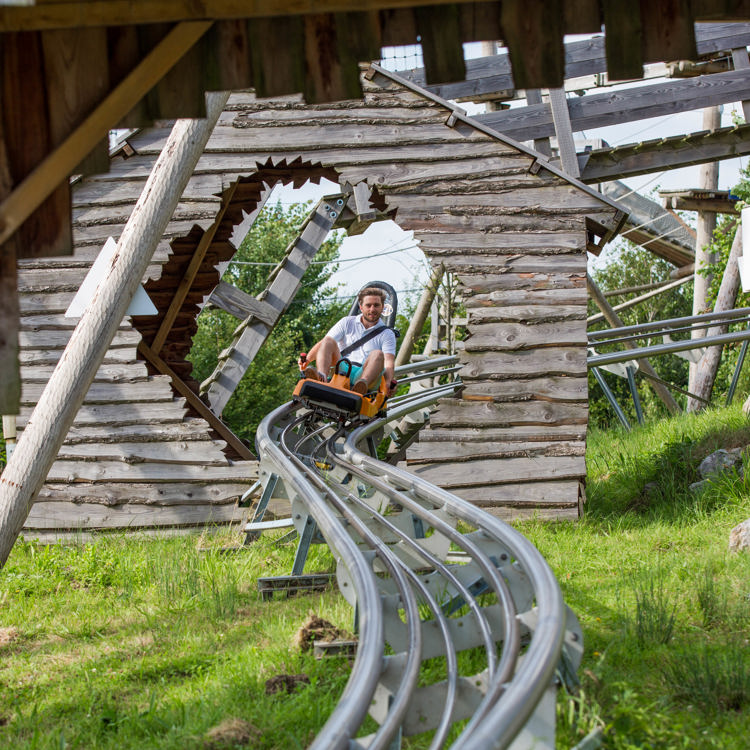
[
  {"xmin": 0, "ymin": 91, "xmax": 229, "ymax": 567},
  {"xmin": 478, "ymin": 68, "xmax": 750, "ymax": 142},
  {"xmin": 580, "ymin": 122, "xmax": 750, "ymax": 183},
  {"xmin": 1, "ymin": 31, "xmax": 71, "ymax": 258},
  {"xmin": 548, "ymin": 88, "xmax": 579, "ymax": 177},
  {"xmin": 731, "ymin": 46, "xmax": 750, "ymax": 122},
  {"xmin": 406, "ymin": 22, "xmax": 750, "ymax": 102},
  {"xmin": 0, "ymin": 243, "xmax": 20, "ymax": 414},
  {"xmin": 601, "ymin": 0, "xmax": 643, "ymax": 80},
  {"xmin": 137, "ymin": 341, "xmax": 255, "ymax": 461},
  {"xmin": 207, "ymin": 281, "xmax": 278, "ymax": 325},
  {"xmin": 664, "ymin": 196, "xmax": 739, "ymax": 213},
  {"xmin": 0, "ymin": 21, "xmax": 212, "ymax": 248},
  {"xmin": 151, "ymin": 181, "xmax": 239, "ymax": 355},
  {"xmin": 415, "ymin": 3, "xmax": 466, "ymax": 85},
  {"xmin": 0, "ymin": 0, "xmax": 505, "ymax": 32}
]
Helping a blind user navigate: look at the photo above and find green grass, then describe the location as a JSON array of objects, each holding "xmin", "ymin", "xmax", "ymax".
[{"xmin": 3, "ymin": 404, "xmax": 750, "ymax": 748}]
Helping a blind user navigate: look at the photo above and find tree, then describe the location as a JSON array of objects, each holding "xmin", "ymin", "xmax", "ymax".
[{"xmin": 188, "ymin": 201, "xmax": 348, "ymax": 443}]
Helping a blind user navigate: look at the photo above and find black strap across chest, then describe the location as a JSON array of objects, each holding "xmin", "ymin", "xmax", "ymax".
[{"xmin": 340, "ymin": 325, "xmax": 388, "ymax": 358}]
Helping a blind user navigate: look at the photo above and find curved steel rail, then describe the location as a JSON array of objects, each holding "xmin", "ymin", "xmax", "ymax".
[{"xmin": 254, "ymin": 357, "xmax": 583, "ymax": 749}]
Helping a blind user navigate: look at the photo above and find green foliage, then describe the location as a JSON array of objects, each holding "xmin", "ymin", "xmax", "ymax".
[
  {"xmin": 588, "ymin": 242, "xmax": 692, "ymax": 428},
  {"xmin": 662, "ymin": 641, "xmax": 750, "ymax": 712},
  {"xmin": 625, "ymin": 568, "xmax": 676, "ymax": 647},
  {"xmin": 188, "ymin": 201, "xmax": 349, "ymax": 443}
]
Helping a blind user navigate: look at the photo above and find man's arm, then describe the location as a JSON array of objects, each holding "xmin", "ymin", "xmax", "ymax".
[{"xmin": 384, "ymin": 353, "xmax": 396, "ymax": 394}]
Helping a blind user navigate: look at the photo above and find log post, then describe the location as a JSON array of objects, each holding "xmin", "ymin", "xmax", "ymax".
[
  {"xmin": 0, "ymin": 91, "xmax": 229, "ymax": 567},
  {"xmin": 395, "ymin": 263, "xmax": 444, "ymax": 367},
  {"xmin": 688, "ymin": 106, "xmax": 721, "ymax": 396},
  {"xmin": 587, "ymin": 275, "xmax": 681, "ymax": 414},
  {"xmin": 689, "ymin": 224, "xmax": 743, "ymax": 411}
]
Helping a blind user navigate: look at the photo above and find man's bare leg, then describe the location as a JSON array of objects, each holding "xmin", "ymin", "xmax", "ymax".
[
  {"xmin": 356, "ymin": 350, "xmax": 384, "ymax": 390},
  {"xmin": 314, "ymin": 338, "xmax": 341, "ymax": 381}
]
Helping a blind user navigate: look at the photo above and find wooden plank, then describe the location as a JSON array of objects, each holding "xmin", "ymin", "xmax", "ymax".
[
  {"xmin": 0, "ymin": 21, "xmax": 212, "ymax": 248},
  {"xmin": 60, "ymin": 420, "xmax": 220, "ymax": 445},
  {"xmin": 548, "ymin": 87, "xmax": 580, "ymax": 177},
  {"xmin": 450, "ymin": 480, "xmax": 581, "ymax": 506},
  {"xmin": 459, "ymin": 348, "xmax": 586, "ymax": 378},
  {"xmin": 21, "ymin": 379, "xmax": 175, "ymax": 406},
  {"xmin": 20, "ymin": 362, "xmax": 150, "ymax": 383},
  {"xmin": 19, "ymin": 347, "xmax": 139, "ymax": 366},
  {"xmin": 418, "ymin": 232, "xmax": 587, "ymax": 252},
  {"xmin": 207, "ymin": 280, "xmax": 278, "ymax": 324},
  {"xmin": 302, "ymin": 13, "xmax": 358, "ymax": 103},
  {"xmin": 0, "ymin": 241, "xmax": 20, "ymax": 413},
  {"xmin": 415, "ymin": 3, "xmax": 466, "ymax": 85},
  {"xmin": 1, "ymin": 31, "xmax": 72, "ymax": 258},
  {"xmin": 419, "ymin": 425, "xmax": 588, "ymax": 442},
  {"xmin": 151, "ymin": 182, "xmax": 240, "ymax": 354},
  {"xmin": 106, "ymin": 25, "xmax": 150, "ymax": 128},
  {"xmin": 457, "ymin": 277, "xmax": 588, "ymax": 298},
  {"xmin": 205, "ymin": 19, "xmax": 253, "ymax": 91},
  {"xmin": 473, "ymin": 504, "xmax": 579, "ymax": 521},
  {"xmin": 641, "ymin": 0, "xmax": 696, "ymax": 64},
  {"xmin": 16, "ymin": 401, "xmax": 188, "ymax": 429},
  {"xmin": 463, "ymin": 321, "xmax": 586, "ymax": 350},
  {"xmin": 407, "ymin": 439, "xmax": 585, "ymax": 462},
  {"xmin": 57, "ymin": 440, "xmax": 231, "ymax": 465},
  {"xmin": 431, "ymin": 255, "xmax": 587, "ymax": 275},
  {"xmin": 137, "ymin": 340, "xmax": 256, "ymax": 461},
  {"xmin": 18, "ymin": 329, "xmax": 140, "ymax": 349},
  {"xmin": 601, "ymin": 0, "xmax": 643, "ymax": 80},
  {"xmin": 477, "ymin": 68, "xmax": 750, "ymax": 141},
  {"xmin": 42, "ymin": 27, "xmax": 109, "ymax": 176},
  {"xmin": 24, "ymin": 502, "xmax": 246, "ymax": 529},
  {"xmin": 466, "ymin": 304, "xmax": 585, "ymax": 323},
  {"xmin": 33, "ymin": 481, "xmax": 259, "ymax": 507},
  {"xmin": 248, "ymin": 15, "xmax": 305, "ymax": 98},
  {"xmin": 459, "ymin": 376, "xmax": 588, "ymax": 402},
  {"xmin": 45, "ymin": 460, "xmax": 257, "ymax": 483},
  {"xmin": 407, "ymin": 455, "xmax": 585, "ymax": 488},
  {"xmin": 429, "ymin": 399, "xmax": 588, "ymax": 427},
  {"xmin": 139, "ymin": 23, "xmax": 207, "ymax": 119},
  {"xmin": 500, "ymin": 0, "xmax": 564, "ymax": 89}
]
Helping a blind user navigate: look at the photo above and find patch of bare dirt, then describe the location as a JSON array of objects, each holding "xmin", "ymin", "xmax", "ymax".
[
  {"xmin": 293, "ymin": 614, "xmax": 347, "ymax": 652},
  {"xmin": 0, "ymin": 627, "xmax": 18, "ymax": 648},
  {"xmin": 202, "ymin": 718, "xmax": 261, "ymax": 749},
  {"xmin": 264, "ymin": 673, "xmax": 311, "ymax": 695}
]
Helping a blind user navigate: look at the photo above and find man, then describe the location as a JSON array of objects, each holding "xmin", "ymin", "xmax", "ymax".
[{"xmin": 300, "ymin": 286, "xmax": 397, "ymax": 396}]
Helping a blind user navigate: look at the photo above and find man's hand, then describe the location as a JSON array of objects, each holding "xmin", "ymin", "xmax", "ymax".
[
  {"xmin": 388, "ymin": 379, "xmax": 398, "ymax": 397},
  {"xmin": 297, "ymin": 352, "xmax": 307, "ymax": 372}
]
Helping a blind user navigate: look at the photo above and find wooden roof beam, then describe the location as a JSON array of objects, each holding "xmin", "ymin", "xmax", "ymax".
[
  {"xmin": 405, "ymin": 22, "xmax": 750, "ymax": 102},
  {"xmin": 579, "ymin": 123, "xmax": 750, "ymax": 183},
  {"xmin": 477, "ymin": 67, "xmax": 750, "ymax": 142},
  {"xmin": 0, "ymin": 21, "xmax": 211, "ymax": 248}
]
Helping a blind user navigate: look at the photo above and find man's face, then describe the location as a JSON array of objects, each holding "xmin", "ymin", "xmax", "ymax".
[{"xmin": 360, "ymin": 295, "xmax": 384, "ymax": 324}]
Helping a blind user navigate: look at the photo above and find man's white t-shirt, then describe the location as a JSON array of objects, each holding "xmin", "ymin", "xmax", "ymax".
[{"xmin": 326, "ymin": 315, "xmax": 396, "ymax": 363}]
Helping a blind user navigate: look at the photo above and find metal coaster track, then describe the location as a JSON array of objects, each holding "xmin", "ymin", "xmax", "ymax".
[{"xmin": 254, "ymin": 358, "xmax": 582, "ymax": 749}]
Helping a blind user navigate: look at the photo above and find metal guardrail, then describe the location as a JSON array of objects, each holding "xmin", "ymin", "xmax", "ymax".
[{"xmin": 254, "ymin": 357, "xmax": 582, "ymax": 749}]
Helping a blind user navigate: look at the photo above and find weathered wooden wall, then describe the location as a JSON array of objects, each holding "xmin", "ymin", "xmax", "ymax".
[{"xmin": 16, "ymin": 67, "xmax": 623, "ymax": 530}]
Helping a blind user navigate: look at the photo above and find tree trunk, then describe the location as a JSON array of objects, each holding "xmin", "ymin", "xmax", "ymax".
[
  {"xmin": 0, "ymin": 91, "xmax": 229, "ymax": 567},
  {"xmin": 689, "ymin": 224, "xmax": 743, "ymax": 411}
]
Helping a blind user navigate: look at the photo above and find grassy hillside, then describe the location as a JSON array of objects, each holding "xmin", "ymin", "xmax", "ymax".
[{"xmin": 1, "ymin": 405, "xmax": 749, "ymax": 748}]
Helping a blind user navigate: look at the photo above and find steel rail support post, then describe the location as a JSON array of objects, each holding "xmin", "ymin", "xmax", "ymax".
[{"xmin": 592, "ymin": 367, "xmax": 631, "ymax": 429}]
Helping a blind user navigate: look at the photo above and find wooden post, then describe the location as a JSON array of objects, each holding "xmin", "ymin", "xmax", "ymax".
[
  {"xmin": 689, "ymin": 225, "xmax": 743, "ymax": 412},
  {"xmin": 0, "ymin": 91, "xmax": 229, "ymax": 567},
  {"xmin": 689, "ymin": 106, "xmax": 721, "ymax": 397},
  {"xmin": 587, "ymin": 275, "xmax": 681, "ymax": 414},
  {"xmin": 395, "ymin": 263, "xmax": 444, "ymax": 367}
]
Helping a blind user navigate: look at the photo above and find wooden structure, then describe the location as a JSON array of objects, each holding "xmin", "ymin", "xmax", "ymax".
[
  {"xmin": 16, "ymin": 63, "xmax": 626, "ymax": 528},
  {"xmin": 5, "ymin": 8, "xmax": 750, "ymax": 415}
]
